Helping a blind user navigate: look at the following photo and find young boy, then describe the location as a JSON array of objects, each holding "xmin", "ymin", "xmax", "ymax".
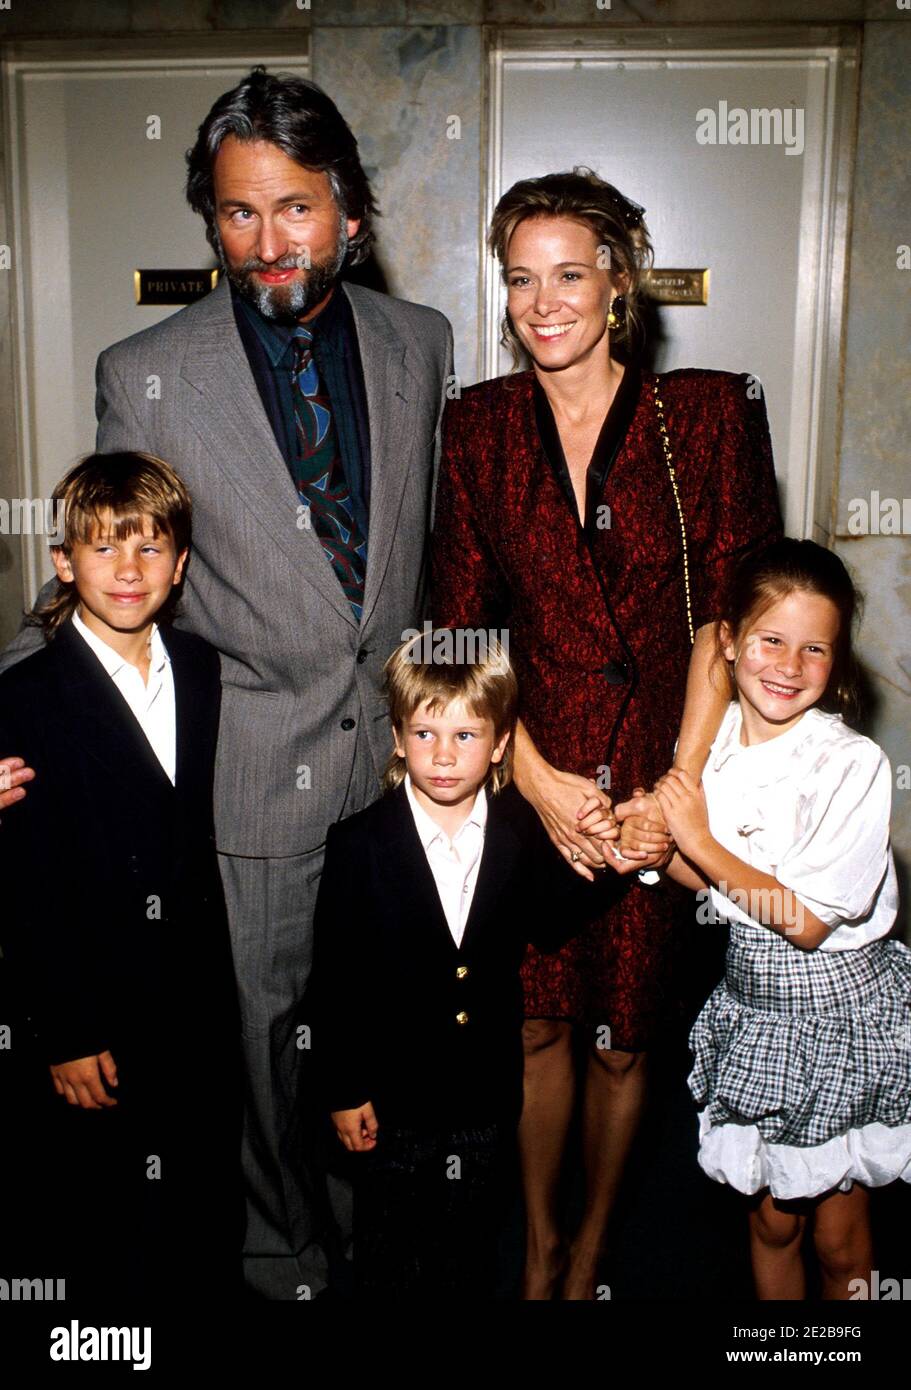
[
  {"xmin": 307, "ymin": 632, "xmax": 627, "ymax": 1300},
  {"xmin": 0, "ymin": 452, "xmax": 242, "ymax": 1304}
]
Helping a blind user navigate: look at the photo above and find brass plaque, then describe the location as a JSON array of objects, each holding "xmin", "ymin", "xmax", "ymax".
[
  {"xmin": 134, "ymin": 269, "xmax": 220, "ymax": 306},
  {"xmin": 645, "ymin": 269, "xmax": 709, "ymax": 306}
]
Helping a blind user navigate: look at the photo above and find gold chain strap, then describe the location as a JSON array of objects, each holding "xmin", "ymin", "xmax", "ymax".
[{"xmin": 652, "ymin": 378, "xmax": 694, "ymax": 647}]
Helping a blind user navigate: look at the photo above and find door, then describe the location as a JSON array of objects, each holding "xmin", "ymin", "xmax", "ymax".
[{"xmin": 5, "ymin": 50, "xmax": 311, "ymax": 602}]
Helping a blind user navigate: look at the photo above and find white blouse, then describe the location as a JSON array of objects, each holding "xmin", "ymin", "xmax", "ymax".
[{"xmin": 701, "ymin": 702, "xmax": 897, "ymax": 951}]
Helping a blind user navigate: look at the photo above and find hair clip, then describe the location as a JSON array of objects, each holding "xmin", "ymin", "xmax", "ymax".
[{"xmin": 617, "ymin": 196, "xmax": 646, "ymax": 228}]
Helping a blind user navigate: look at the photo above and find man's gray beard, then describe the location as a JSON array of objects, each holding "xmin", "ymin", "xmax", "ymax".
[{"xmin": 213, "ymin": 219, "xmax": 349, "ymax": 324}]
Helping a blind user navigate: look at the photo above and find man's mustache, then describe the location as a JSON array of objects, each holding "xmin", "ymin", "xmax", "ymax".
[{"xmin": 239, "ymin": 257, "xmax": 303, "ymax": 273}]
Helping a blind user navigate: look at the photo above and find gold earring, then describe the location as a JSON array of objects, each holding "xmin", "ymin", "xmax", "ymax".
[{"xmin": 607, "ymin": 300, "xmax": 620, "ymax": 330}]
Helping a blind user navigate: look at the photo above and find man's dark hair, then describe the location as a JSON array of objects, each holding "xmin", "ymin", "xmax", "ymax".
[{"xmin": 185, "ymin": 66, "xmax": 377, "ymax": 265}]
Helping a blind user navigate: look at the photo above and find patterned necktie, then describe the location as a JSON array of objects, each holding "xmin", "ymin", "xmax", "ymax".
[{"xmin": 290, "ymin": 325, "xmax": 367, "ymax": 622}]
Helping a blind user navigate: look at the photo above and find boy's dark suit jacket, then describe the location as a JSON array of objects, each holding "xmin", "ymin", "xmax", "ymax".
[
  {"xmin": 0, "ymin": 618, "xmax": 237, "ymax": 1067},
  {"xmin": 307, "ymin": 780, "xmax": 620, "ymax": 1130},
  {"xmin": 0, "ymin": 618, "xmax": 242, "ymax": 1295}
]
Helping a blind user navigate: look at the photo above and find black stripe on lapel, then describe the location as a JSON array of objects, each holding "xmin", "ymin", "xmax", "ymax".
[{"xmin": 48, "ymin": 620, "xmax": 175, "ymax": 808}]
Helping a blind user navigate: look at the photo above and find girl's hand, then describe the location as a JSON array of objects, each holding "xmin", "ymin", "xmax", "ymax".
[
  {"xmin": 331, "ymin": 1101, "xmax": 378, "ymax": 1153},
  {"xmin": 614, "ymin": 786, "xmax": 674, "ymax": 860},
  {"xmin": 652, "ymin": 768, "xmax": 710, "ymax": 859},
  {"xmin": 575, "ymin": 796, "xmax": 645, "ymax": 875}
]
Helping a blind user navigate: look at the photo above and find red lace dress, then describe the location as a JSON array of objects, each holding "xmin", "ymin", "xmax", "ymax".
[{"xmin": 430, "ymin": 363, "xmax": 783, "ymax": 1050}]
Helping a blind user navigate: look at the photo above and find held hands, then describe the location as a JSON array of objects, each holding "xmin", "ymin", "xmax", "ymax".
[
  {"xmin": 331, "ymin": 1101, "xmax": 378, "ymax": 1153},
  {"xmin": 652, "ymin": 768, "xmax": 710, "ymax": 860},
  {"xmin": 50, "ymin": 1050, "xmax": 119, "ymax": 1109},
  {"xmin": 528, "ymin": 766, "xmax": 642, "ymax": 880},
  {"xmin": 613, "ymin": 786, "xmax": 675, "ymax": 869}
]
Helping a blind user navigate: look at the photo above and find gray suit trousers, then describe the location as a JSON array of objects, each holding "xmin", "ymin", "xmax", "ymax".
[{"xmin": 219, "ymin": 734, "xmax": 378, "ymax": 1301}]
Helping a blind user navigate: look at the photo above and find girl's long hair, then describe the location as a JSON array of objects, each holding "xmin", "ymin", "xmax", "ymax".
[{"xmin": 719, "ymin": 538, "xmax": 862, "ymax": 723}]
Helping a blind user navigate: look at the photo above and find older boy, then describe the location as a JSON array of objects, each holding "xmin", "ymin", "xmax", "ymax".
[{"xmin": 0, "ymin": 452, "xmax": 242, "ymax": 1303}]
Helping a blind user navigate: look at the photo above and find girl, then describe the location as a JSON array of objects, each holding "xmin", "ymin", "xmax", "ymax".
[{"xmin": 653, "ymin": 538, "xmax": 910, "ymax": 1300}]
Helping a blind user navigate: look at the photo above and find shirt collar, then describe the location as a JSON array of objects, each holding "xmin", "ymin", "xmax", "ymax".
[
  {"xmin": 232, "ymin": 280, "xmax": 347, "ymax": 368},
  {"xmin": 403, "ymin": 772, "xmax": 488, "ymax": 850},
  {"xmin": 71, "ymin": 609, "xmax": 169, "ymax": 681},
  {"xmin": 711, "ymin": 700, "xmax": 826, "ymax": 773}
]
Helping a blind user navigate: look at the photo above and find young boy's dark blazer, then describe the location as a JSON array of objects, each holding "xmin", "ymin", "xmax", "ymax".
[
  {"xmin": 307, "ymin": 780, "xmax": 619, "ymax": 1131},
  {"xmin": 0, "ymin": 617, "xmax": 243, "ymax": 1293},
  {"xmin": 0, "ymin": 618, "xmax": 237, "ymax": 1069}
]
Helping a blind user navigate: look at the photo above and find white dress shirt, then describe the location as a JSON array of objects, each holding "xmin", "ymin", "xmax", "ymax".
[
  {"xmin": 701, "ymin": 701, "xmax": 897, "ymax": 950},
  {"xmin": 403, "ymin": 773, "xmax": 487, "ymax": 947},
  {"xmin": 71, "ymin": 609, "xmax": 177, "ymax": 785}
]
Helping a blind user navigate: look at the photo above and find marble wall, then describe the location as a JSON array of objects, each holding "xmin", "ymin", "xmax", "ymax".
[
  {"xmin": 1, "ymin": 0, "xmax": 908, "ymax": 922},
  {"xmin": 833, "ymin": 20, "xmax": 911, "ymax": 907}
]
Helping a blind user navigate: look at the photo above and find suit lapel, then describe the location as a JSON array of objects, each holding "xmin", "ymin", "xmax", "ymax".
[
  {"xmin": 459, "ymin": 792, "xmax": 522, "ymax": 952},
  {"xmin": 160, "ymin": 627, "xmax": 204, "ymax": 795},
  {"xmin": 48, "ymin": 623, "xmax": 175, "ymax": 811},
  {"xmin": 380, "ymin": 782, "xmax": 521, "ymax": 955},
  {"xmin": 342, "ymin": 283, "xmax": 423, "ymax": 633},
  {"xmin": 379, "ymin": 784, "xmax": 457, "ymax": 952},
  {"xmin": 179, "ymin": 280, "xmax": 358, "ymax": 628}
]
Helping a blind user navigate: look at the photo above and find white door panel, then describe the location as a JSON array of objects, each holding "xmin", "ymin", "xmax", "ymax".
[{"xmin": 7, "ymin": 55, "xmax": 310, "ymax": 600}]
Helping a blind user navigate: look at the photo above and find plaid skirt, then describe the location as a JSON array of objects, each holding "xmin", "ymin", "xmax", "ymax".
[{"xmin": 688, "ymin": 923, "xmax": 911, "ymax": 1199}]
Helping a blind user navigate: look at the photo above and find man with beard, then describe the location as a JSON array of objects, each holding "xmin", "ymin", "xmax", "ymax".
[{"xmin": 0, "ymin": 68, "xmax": 453, "ymax": 1300}]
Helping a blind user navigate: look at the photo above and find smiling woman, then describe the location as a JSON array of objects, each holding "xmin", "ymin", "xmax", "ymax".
[{"xmin": 431, "ymin": 166, "xmax": 784, "ymax": 1300}]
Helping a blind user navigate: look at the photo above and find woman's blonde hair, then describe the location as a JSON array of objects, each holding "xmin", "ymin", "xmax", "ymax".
[
  {"xmin": 29, "ymin": 451, "xmax": 192, "ymax": 636},
  {"xmin": 382, "ymin": 630, "xmax": 518, "ymax": 795},
  {"xmin": 488, "ymin": 166, "xmax": 654, "ymax": 368}
]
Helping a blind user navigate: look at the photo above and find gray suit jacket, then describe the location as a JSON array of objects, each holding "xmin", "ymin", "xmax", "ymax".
[{"xmin": 2, "ymin": 278, "xmax": 453, "ymax": 857}]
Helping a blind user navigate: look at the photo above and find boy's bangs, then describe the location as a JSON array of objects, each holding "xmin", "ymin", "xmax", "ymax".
[{"xmin": 69, "ymin": 505, "xmax": 172, "ymax": 547}]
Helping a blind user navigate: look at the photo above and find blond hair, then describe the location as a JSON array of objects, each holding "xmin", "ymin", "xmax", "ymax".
[
  {"xmin": 29, "ymin": 452, "xmax": 192, "ymax": 636},
  {"xmin": 488, "ymin": 166, "xmax": 654, "ymax": 368},
  {"xmin": 382, "ymin": 630, "xmax": 518, "ymax": 795}
]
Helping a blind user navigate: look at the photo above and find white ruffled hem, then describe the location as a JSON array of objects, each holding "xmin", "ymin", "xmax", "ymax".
[{"xmin": 696, "ymin": 1109, "xmax": 911, "ymax": 1200}]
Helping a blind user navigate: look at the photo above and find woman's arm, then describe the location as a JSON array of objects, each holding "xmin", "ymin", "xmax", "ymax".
[
  {"xmin": 432, "ymin": 409, "xmax": 636, "ymax": 881},
  {"xmin": 616, "ymin": 621, "xmax": 728, "ymax": 860},
  {"xmin": 513, "ymin": 719, "xmax": 645, "ymax": 880},
  {"xmin": 671, "ymin": 621, "xmax": 731, "ymax": 778},
  {"xmin": 619, "ymin": 374, "xmax": 783, "ymax": 858}
]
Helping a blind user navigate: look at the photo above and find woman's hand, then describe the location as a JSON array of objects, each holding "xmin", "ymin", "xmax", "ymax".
[
  {"xmin": 652, "ymin": 768, "xmax": 711, "ymax": 860},
  {"xmin": 525, "ymin": 764, "xmax": 646, "ymax": 879}
]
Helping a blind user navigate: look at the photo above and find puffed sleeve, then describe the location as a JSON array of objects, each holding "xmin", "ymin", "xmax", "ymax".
[
  {"xmin": 430, "ymin": 398, "xmax": 510, "ymax": 629},
  {"xmin": 775, "ymin": 739, "xmax": 896, "ymax": 930},
  {"xmin": 688, "ymin": 374, "xmax": 783, "ymax": 629}
]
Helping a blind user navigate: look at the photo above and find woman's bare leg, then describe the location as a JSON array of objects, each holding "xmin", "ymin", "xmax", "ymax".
[
  {"xmin": 813, "ymin": 1184, "xmax": 874, "ymax": 1300},
  {"xmin": 560, "ymin": 1046, "xmax": 649, "ymax": 1301},
  {"xmin": 518, "ymin": 1018, "xmax": 575, "ymax": 1300},
  {"xmin": 749, "ymin": 1192, "xmax": 807, "ymax": 1299}
]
